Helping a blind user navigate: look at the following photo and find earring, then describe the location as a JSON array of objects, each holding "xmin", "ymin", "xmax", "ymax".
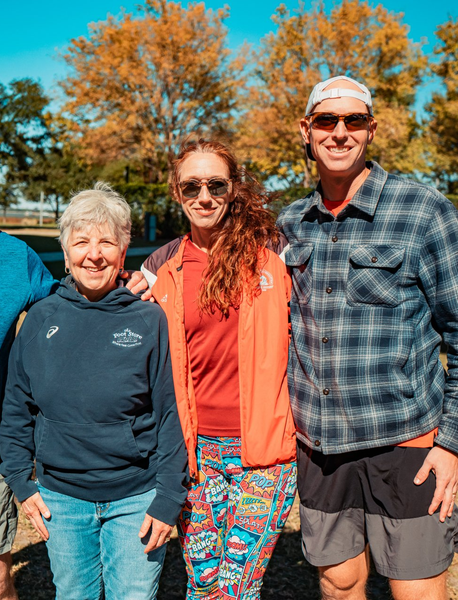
[
  {"xmin": 65, "ymin": 267, "xmax": 70, "ymax": 275},
  {"xmin": 119, "ymin": 266, "xmax": 125, "ymax": 275}
]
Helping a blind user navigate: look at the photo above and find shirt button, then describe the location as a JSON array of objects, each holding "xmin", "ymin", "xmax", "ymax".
[
  {"xmin": 314, "ymin": 440, "xmax": 321, "ymax": 447},
  {"xmin": 332, "ymin": 235, "xmax": 338, "ymax": 243},
  {"xmin": 371, "ymin": 256, "xmax": 378, "ymax": 263},
  {"xmin": 326, "ymin": 287, "xmax": 333, "ymax": 294},
  {"xmin": 322, "ymin": 337, "xmax": 329, "ymax": 343},
  {"xmin": 323, "ymin": 388, "xmax": 330, "ymax": 395}
]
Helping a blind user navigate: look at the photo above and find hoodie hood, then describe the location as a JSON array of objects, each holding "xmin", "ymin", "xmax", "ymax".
[{"xmin": 56, "ymin": 276, "xmax": 141, "ymax": 312}]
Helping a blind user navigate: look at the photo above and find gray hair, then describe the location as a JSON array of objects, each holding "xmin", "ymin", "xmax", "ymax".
[{"xmin": 58, "ymin": 182, "xmax": 132, "ymax": 251}]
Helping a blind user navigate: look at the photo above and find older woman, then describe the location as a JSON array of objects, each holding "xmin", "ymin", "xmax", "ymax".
[
  {"xmin": 141, "ymin": 140, "xmax": 297, "ymax": 600},
  {"xmin": 0, "ymin": 183, "xmax": 188, "ymax": 600}
]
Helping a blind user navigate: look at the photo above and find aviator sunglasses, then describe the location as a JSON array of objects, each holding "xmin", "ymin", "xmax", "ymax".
[
  {"xmin": 307, "ymin": 112, "xmax": 372, "ymax": 131},
  {"xmin": 179, "ymin": 177, "xmax": 232, "ymax": 199}
]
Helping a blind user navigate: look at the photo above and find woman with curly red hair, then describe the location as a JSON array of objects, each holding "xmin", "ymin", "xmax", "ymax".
[{"xmin": 142, "ymin": 139, "xmax": 297, "ymax": 600}]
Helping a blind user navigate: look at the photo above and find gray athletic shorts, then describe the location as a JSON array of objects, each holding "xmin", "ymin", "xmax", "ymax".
[
  {"xmin": 297, "ymin": 441, "xmax": 458, "ymax": 580},
  {"xmin": 0, "ymin": 476, "xmax": 18, "ymax": 555}
]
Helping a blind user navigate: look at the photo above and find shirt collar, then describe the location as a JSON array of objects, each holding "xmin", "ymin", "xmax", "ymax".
[{"xmin": 300, "ymin": 161, "xmax": 388, "ymax": 219}]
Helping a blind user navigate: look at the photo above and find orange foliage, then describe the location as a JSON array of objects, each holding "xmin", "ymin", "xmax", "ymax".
[
  {"xmin": 237, "ymin": 0, "xmax": 427, "ymax": 187},
  {"xmin": 60, "ymin": 0, "xmax": 246, "ymax": 183}
]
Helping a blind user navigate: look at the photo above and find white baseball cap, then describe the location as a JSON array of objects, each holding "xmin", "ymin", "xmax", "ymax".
[{"xmin": 305, "ymin": 75, "xmax": 373, "ymax": 116}]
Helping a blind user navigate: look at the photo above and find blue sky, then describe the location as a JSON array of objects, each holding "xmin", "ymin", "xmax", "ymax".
[{"xmin": 0, "ymin": 0, "xmax": 456, "ymax": 108}]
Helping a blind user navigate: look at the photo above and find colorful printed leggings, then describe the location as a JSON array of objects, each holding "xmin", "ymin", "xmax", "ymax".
[{"xmin": 177, "ymin": 435, "xmax": 297, "ymax": 600}]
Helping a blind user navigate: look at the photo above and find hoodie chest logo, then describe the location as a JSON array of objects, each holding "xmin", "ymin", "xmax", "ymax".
[
  {"xmin": 112, "ymin": 328, "xmax": 143, "ymax": 347},
  {"xmin": 46, "ymin": 326, "xmax": 59, "ymax": 339}
]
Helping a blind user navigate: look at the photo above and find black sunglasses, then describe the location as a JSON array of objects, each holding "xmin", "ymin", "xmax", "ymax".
[
  {"xmin": 307, "ymin": 112, "xmax": 372, "ymax": 131},
  {"xmin": 179, "ymin": 177, "xmax": 231, "ymax": 199}
]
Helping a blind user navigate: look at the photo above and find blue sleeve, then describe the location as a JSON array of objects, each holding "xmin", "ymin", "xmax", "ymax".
[
  {"xmin": 145, "ymin": 309, "xmax": 188, "ymax": 524},
  {"xmin": 419, "ymin": 198, "xmax": 458, "ymax": 453},
  {"xmin": 26, "ymin": 247, "xmax": 58, "ymax": 307},
  {"xmin": 0, "ymin": 320, "xmax": 39, "ymax": 501}
]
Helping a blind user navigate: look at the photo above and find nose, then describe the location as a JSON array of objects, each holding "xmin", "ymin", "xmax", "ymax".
[
  {"xmin": 198, "ymin": 183, "xmax": 212, "ymax": 202},
  {"xmin": 87, "ymin": 241, "xmax": 102, "ymax": 260},
  {"xmin": 332, "ymin": 119, "xmax": 348, "ymax": 139}
]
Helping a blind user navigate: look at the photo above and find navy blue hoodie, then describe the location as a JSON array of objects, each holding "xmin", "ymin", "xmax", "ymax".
[{"xmin": 0, "ymin": 280, "xmax": 188, "ymax": 525}]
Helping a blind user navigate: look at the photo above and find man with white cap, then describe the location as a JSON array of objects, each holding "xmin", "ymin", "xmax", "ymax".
[{"xmin": 277, "ymin": 75, "xmax": 458, "ymax": 599}]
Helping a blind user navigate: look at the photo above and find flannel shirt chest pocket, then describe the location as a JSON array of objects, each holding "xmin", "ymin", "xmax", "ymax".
[
  {"xmin": 347, "ymin": 245, "xmax": 405, "ymax": 307},
  {"xmin": 285, "ymin": 244, "xmax": 313, "ymax": 304}
]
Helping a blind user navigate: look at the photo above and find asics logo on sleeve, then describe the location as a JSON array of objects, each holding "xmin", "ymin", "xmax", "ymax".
[{"xmin": 46, "ymin": 326, "xmax": 59, "ymax": 339}]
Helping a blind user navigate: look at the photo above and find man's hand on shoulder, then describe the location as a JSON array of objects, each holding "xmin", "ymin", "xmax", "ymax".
[
  {"xmin": 414, "ymin": 445, "xmax": 458, "ymax": 522},
  {"xmin": 119, "ymin": 270, "xmax": 151, "ymax": 299}
]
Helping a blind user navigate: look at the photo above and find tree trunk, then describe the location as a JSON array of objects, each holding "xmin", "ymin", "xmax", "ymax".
[{"xmin": 54, "ymin": 196, "xmax": 60, "ymax": 222}]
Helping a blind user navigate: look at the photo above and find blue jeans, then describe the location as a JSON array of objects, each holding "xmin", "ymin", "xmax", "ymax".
[{"xmin": 37, "ymin": 483, "xmax": 167, "ymax": 600}]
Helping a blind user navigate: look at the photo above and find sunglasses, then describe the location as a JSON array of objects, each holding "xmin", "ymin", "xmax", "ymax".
[
  {"xmin": 179, "ymin": 177, "xmax": 232, "ymax": 199},
  {"xmin": 307, "ymin": 112, "xmax": 372, "ymax": 131}
]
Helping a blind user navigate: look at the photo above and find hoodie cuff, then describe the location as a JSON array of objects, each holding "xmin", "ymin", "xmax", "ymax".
[
  {"xmin": 7, "ymin": 476, "xmax": 38, "ymax": 503},
  {"xmin": 146, "ymin": 492, "xmax": 184, "ymax": 526}
]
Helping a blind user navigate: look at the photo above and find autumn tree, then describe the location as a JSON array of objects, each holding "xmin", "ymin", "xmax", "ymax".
[
  {"xmin": 0, "ymin": 79, "xmax": 92, "ymax": 220},
  {"xmin": 426, "ymin": 18, "xmax": 458, "ymax": 195},
  {"xmin": 59, "ymin": 0, "xmax": 246, "ymax": 184},
  {"xmin": 238, "ymin": 0, "xmax": 427, "ymax": 189},
  {"xmin": 23, "ymin": 132, "xmax": 95, "ymax": 220},
  {"xmin": 0, "ymin": 78, "xmax": 51, "ymax": 188}
]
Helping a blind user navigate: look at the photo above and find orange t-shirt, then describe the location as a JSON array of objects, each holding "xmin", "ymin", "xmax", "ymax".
[
  {"xmin": 182, "ymin": 240, "xmax": 241, "ymax": 436},
  {"xmin": 324, "ymin": 197, "xmax": 437, "ymax": 449},
  {"xmin": 323, "ymin": 197, "xmax": 353, "ymax": 216},
  {"xmin": 397, "ymin": 429, "xmax": 438, "ymax": 448}
]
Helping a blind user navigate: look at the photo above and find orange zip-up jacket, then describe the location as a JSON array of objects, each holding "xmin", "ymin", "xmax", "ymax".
[{"xmin": 142, "ymin": 235, "xmax": 297, "ymax": 478}]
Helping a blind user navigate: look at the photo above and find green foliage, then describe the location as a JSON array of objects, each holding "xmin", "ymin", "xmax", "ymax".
[
  {"xmin": 0, "ymin": 78, "xmax": 50, "ymax": 173},
  {"xmin": 0, "ymin": 78, "xmax": 51, "ymax": 198},
  {"xmin": 267, "ymin": 185, "xmax": 314, "ymax": 215},
  {"xmin": 115, "ymin": 182, "xmax": 187, "ymax": 239},
  {"xmin": 426, "ymin": 18, "xmax": 458, "ymax": 194},
  {"xmin": 23, "ymin": 141, "xmax": 96, "ymax": 220},
  {"xmin": 446, "ymin": 194, "xmax": 458, "ymax": 209},
  {"xmin": 0, "ymin": 184, "xmax": 18, "ymax": 218},
  {"xmin": 0, "ymin": 79, "xmax": 95, "ymax": 220}
]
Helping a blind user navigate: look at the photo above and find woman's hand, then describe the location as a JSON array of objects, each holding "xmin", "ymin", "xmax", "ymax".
[
  {"xmin": 21, "ymin": 492, "xmax": 51, "ymax": 541},
  {"xmin": 138, "ymin": 514, "xmax": 173, "ymax": 553}
]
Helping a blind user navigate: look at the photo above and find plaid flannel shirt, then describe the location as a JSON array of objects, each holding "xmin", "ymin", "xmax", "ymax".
[{"xmin": 277, "ymin": 161, "xmax": 458, "ymax": 454}]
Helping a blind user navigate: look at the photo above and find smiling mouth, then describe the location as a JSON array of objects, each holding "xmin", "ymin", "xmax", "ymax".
[
  {"xmin": 84, "ymin": 266, "xmax": 106, "ymax": 272},
  {"xmin": 195, "ymin": 208, "xmax": 216, "ymax": 215},
  {"xmin": 327, "ymin": 147, "xmax": 351, "ymax": 154}
]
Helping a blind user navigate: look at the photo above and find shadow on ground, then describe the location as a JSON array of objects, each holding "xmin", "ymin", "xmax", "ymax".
[
  {"xmin": 13, "ymin": 541, "xmax": 54, "ymax": 600},
  {"xmin": 13, "ymin": 529, "xmax": 393, "ymax": 600}
]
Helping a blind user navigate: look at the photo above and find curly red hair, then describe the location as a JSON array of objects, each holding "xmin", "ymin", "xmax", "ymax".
[{"xmin": 171, "ymin": 139, "xmax": 279, "ymax": 316}]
